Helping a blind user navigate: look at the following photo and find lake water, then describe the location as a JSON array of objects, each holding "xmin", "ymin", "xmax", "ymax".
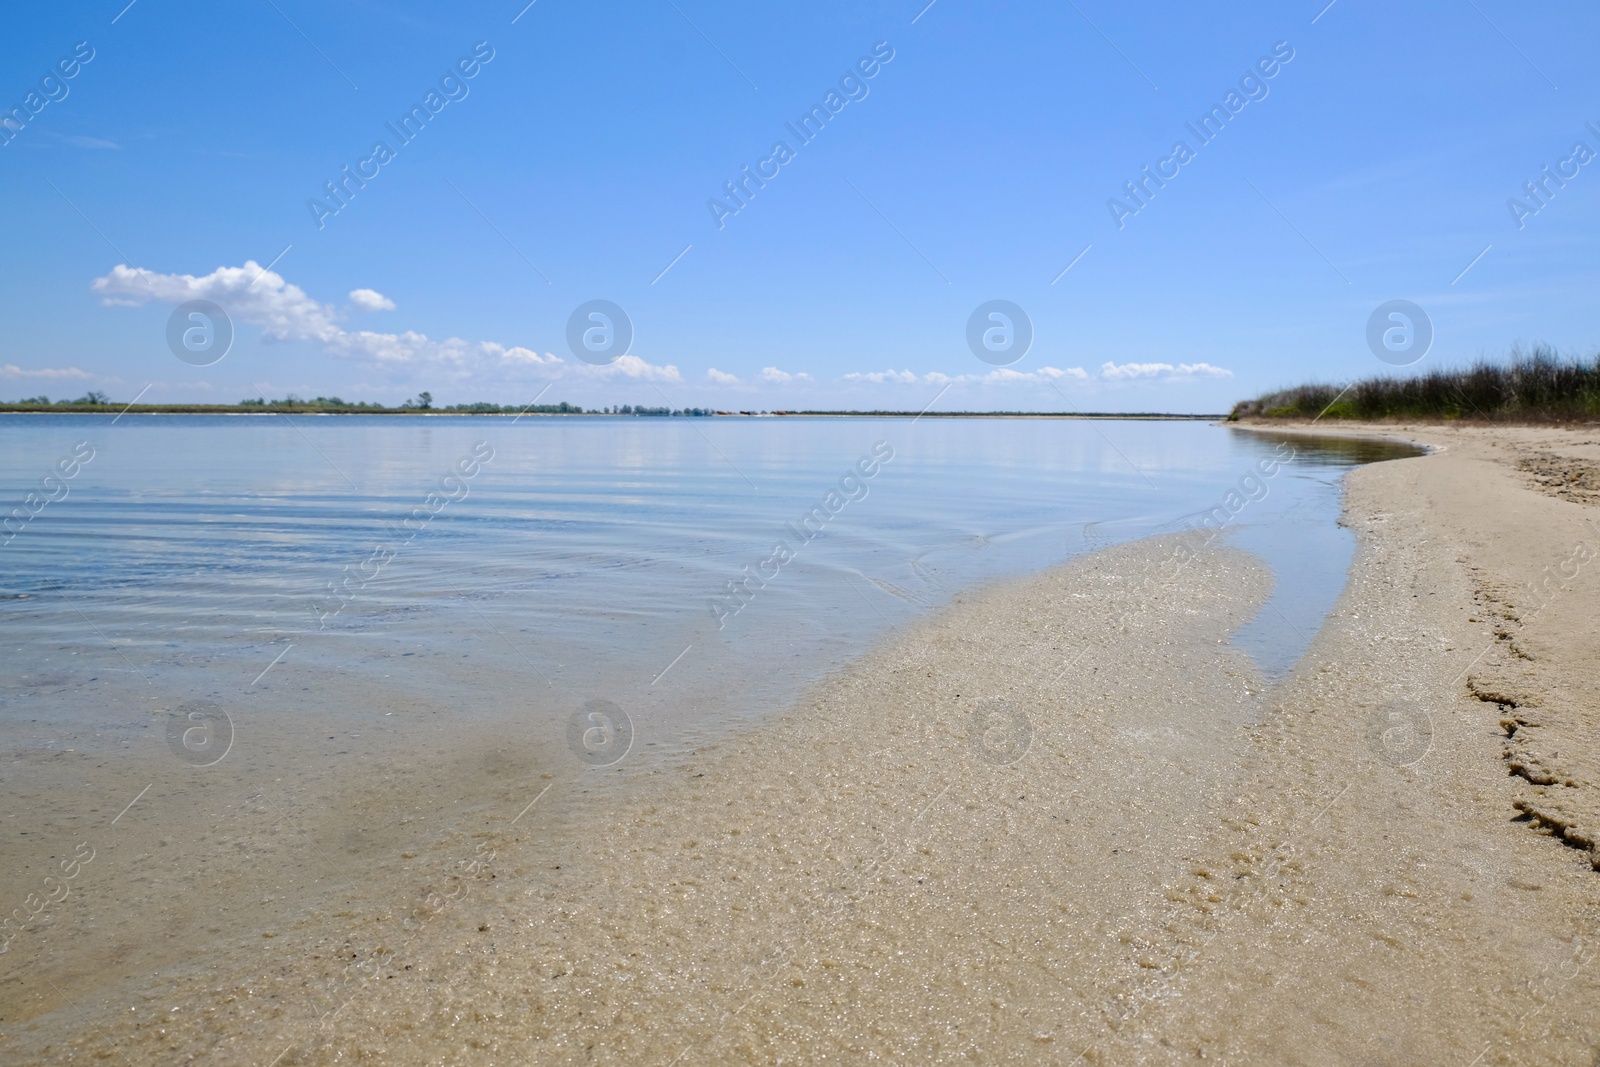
[
  {"xmin": 0, "ymin": 414, "xmax": 1424, "ymax": 1032},
  {"xmin": 0, "ymin": 415, "xmax": 1417, "ymax": 763}
]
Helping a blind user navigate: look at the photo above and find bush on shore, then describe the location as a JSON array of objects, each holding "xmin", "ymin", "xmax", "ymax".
[{"xmin": 1230, "ymin": 346, "xmax": 1600, "ymax": 423}]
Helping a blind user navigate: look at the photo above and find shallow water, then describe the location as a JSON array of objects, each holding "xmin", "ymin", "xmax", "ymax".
[
  {"xmin": 0, "ymin": 416, "xmax": 1414, "ymax": 742},
  {"xmin": 0, "ymin": 415, "xmax": 1423, "ymax": 1034}
]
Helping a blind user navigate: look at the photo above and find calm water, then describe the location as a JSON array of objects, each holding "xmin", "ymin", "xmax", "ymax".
[{"xmin": 0, "ymin": 415, "xmax": 1416, "ymax": 754}]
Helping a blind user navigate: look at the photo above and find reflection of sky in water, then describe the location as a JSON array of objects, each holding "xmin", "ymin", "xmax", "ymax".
[
  {"xmin": 0, "ymin": 416, "xmax": 1419, "ymax": 739},
  {"xmin": 1223, "ymin": 432, "xmax": 1423, "ymax": 678}
]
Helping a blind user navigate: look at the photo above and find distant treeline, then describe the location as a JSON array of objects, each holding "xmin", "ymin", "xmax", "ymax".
[
  {"xmin": 0, "ymin": 396, "xmax": 1227, "ymax": 418},
  {"xmin": 0, "ymin": 393, "xmax": 716, "ymax": 417},
  {"xmin": 1231, "ymin": 347, "xmax": 1600, "ymax": 423},
  {"xmin": 8, "ymin": 392, "xmax": 113, "ymax": 407}
]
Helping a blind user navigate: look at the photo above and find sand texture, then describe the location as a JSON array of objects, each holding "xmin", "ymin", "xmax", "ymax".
[{"xmin": 3, "ymin": 422, "xmax": 1599, "ymax": 1065}]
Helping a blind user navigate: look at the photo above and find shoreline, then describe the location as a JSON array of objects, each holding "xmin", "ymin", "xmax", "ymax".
[
  {"xmin": 0, "ymin": 408, "xmax": 1227, "ymax": 419},
  {"xmin": 6, "ymin": 421, "xmax": 1600, "ymax": 1063}
]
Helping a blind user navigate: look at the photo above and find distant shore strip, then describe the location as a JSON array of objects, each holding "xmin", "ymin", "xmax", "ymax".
[{"xmin": 0, "ymin": 403, "xmax": 1225, "ymax": 419}]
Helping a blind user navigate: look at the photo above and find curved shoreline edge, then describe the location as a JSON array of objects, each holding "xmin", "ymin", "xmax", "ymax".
[{"xmin": 1235, "ymin": 419, "xmax": 1600, "ymax": 862}]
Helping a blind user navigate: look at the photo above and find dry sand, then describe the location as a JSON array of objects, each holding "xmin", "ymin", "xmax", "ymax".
[{"xmin": 3, "ymin": 421, "xmax": 1599, "ymax": 1064}]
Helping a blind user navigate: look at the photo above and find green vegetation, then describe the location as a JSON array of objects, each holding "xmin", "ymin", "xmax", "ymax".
[
  {"xmin": 237, "ymin": 395, "xmax": 381, "ymax": 409},
  {"xmin": 9, "ymin": 392, "xmax": 112, "ymax": 407},
  {"xmin": 1231, "ymin": 346, "xmax": 1600, "ymax": 423},
  {"xmin": 601, "ymin": 405, "xmax": 714, "ymax": 416}
]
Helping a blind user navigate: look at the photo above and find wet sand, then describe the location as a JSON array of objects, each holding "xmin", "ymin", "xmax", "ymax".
[{"xmin": 4, "ymin": 422, "xmax": 1599, "ymax": 1064}]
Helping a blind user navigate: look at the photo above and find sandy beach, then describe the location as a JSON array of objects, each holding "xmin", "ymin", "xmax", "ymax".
[{"xmin": 5, "ymin": 420, "xmax": 1599, "ymax": 1065}]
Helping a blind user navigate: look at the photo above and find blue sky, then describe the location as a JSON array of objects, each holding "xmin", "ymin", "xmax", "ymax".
[{"xmin": 2, "ymin": 0, "xmax": 1597, "ymax": 412}]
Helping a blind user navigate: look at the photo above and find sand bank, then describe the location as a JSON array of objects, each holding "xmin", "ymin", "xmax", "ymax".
[{"xmin": 5, "ymin": 422, "xmax": 1599, "ymax": 1065}]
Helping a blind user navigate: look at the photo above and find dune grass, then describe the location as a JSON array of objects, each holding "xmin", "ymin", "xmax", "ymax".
[{"xmin": 1231, "ymin": 346, "xmax": 1600, "ymax": 423}]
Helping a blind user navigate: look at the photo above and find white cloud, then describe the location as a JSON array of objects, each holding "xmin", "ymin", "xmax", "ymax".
[
  {"xmin": 94, "ymin": 262, "xmax": 343, "ymax": 345},
  {"xmin": 706, "ymin": 368, "xmax": 740, "ymax": 384},
  {"xmin": 1001, "ymin": 366, "xmax": 1088, "ymax": 383},
  {"xmin": 846, "ymin": 366, "xmax": 1089, "ymax": 385},
  {"xmin": 604, "ymin": 354, "xmax": 682, "ymax": 382},
  {"xmin": 348, "ymin": 288, "xmax": 396, "ymax": 312},
  {"xmin": 59, "ymin": 134, "xmax": 119, "ymax": 150},
  {"xmin": 761, "ymin": 366, "xmax": 813, "ymax": 384},
  {"xmin": 476, "ymin": 342, "xmax": 560, "ymax": 366},
  {"xmin": 91, "ymin": 262, "xmax": 679, "ymax": 381},
  {"xmin": 1, "ymin": 364, "xmax": 91, "ymax": 380},
  {"xmin": 1099, "ymin": 361, "xmax": 1232, "ymax": 381},
  {"xmin": 844, "ymin": 369, "xmax": 920, "ymax": 384}
]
